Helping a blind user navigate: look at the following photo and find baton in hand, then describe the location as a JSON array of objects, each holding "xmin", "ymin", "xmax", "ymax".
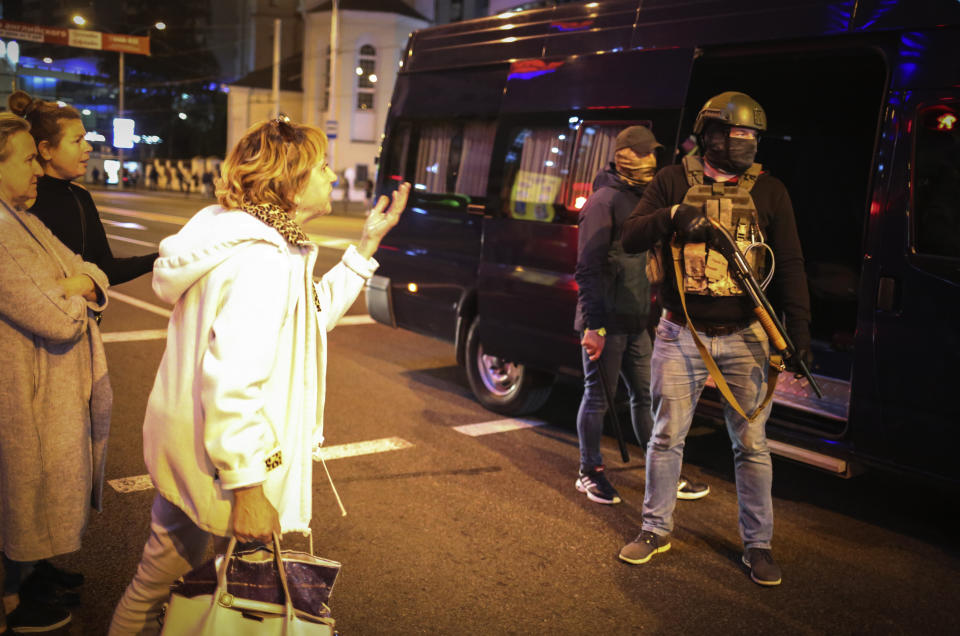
[{"xmin": 596, "ymin": 362, "xmax": 631, "ymax": 463}]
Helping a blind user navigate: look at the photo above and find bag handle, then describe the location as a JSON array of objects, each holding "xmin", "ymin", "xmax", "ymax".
[
  {"xmin": 213, "ymin": 534, "xmax": 296, "ymax": 622},
  {"xmin": 271, "ymin": 533, "xmax": 296, "ymax": 621}
]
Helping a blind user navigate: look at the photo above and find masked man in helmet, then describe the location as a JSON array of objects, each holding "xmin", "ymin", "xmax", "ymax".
[
  {"xmin": 617, "ymin": 92, "xmax": 812, "ymax": 586},
  {"xmin": 574, "ymin": 125, "xmax": 710, "ymax": 506}
]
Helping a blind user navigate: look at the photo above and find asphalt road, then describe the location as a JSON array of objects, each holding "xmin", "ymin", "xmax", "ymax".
[{"xmin": 12, "ymin": 188, "xmax": 959, "ymax": 635}]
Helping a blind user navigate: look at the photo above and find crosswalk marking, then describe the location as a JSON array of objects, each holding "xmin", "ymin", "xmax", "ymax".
[
  {"xmin": 313, "ymin": 437, "xmax": 414, "ymax": 461},
  {"xmin": 101, "ymin": 329, "xmax": 168, "ymax": 343},
  {"xmin": 100, "ymin": 205, "xmax": 355, "ymax": 249},
  {"xmin": 452, "ymin": 418, "xmax": 544, "ymax": 437},
  {"xmin": 103, "ymin": 219, "xmax": 148, "ymax": 230},
  {"xmin": 99, "ymin": 205, "xmax": 188, "ymax": 226},
  {"xmin": 100, "ymin": 315, "xmax": 375, "ymax": 343},
  {"xmin": 106, "ymin": 234, "xmax": 158, "ymax": 248},
  {"xmin": 336, "ymin": 315, "xmax": 375, "ymax": 326},
  {"xmin": 109, "ymin": 291, "xmax": 173, "ymax": 318},
  {"xmin": 108, "ymin": 437, "xmax": 414, "ymax": 494},
  {"xmin": 313, "ymin": 237, "xmax": 354, "ymax": 249}
]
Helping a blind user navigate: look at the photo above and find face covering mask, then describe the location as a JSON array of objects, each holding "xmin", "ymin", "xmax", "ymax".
[
  {"xmin": 703, "ymin": 128, "xmax": 757, "ymax": 174},
  {"xmin": 614, "ymin": 149, "xmax": 657, "ymax": 186}
]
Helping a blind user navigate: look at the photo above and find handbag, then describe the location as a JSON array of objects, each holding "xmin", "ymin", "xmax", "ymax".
[{"xmin": 160, "ymin": 533, "xmax": 340, "ymax": 635}]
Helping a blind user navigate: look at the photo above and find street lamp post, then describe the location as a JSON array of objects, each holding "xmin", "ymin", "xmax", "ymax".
[
  {"xmin": 73, "ymin": 14, "xmax": 164, "ymax": 185},
  {"xmin": 118, "ymin": 50, "xmax": 125, "ymax": 173},
  {"xmin": 117, "ymin": 22, "xmax": 165, "ymax": 183},
  {"xmin": 329, "ymin": 0, "xmax": 339, "ymax": 172}
]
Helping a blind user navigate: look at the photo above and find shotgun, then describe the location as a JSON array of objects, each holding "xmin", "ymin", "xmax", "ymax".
[{"xmin": 702, "ymin": 216, "xmax": 824, "ymax": 399}]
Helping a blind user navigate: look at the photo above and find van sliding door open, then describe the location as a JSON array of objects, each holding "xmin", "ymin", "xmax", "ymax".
[{"xmin": 682, "ymin": 47, "xmax": 887, "ymax": 437}]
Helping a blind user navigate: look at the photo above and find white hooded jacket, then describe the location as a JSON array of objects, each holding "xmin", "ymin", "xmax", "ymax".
[{"xmin": 143, "ymin": 205, "xmax": 377, "ymax": 535}]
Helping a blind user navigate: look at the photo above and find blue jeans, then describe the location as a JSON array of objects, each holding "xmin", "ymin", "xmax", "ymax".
[
  {"xmin": 642, "ymin": 318, "xmax": 774, "ymax": 549},
  {"xmin": 577, "ymin": 331, "xmax": 653, "ymax": 469}
]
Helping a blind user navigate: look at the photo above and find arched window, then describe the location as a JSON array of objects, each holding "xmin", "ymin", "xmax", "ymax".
[{"xmin": 356, "ymin": 44, "xmax": 376, "ymax": 110}]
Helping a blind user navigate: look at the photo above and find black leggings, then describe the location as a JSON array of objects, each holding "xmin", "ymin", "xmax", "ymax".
[{"xmin": 1, "ymin": 553, "xmax": 34, "ymax": 595}]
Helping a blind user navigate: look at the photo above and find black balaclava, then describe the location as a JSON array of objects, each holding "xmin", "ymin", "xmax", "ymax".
[{"xmin": 702, "ymin": 122, "xmax": 757, "ymax": 175}]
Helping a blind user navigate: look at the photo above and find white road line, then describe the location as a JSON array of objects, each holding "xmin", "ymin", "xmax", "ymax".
[
  {"xmin": 313, "ymin": 437, "xmax": 414, "ymax": 461},
  {"xmin": 102, "ymin": 219, "xmax": 148, "ymax": 230},
  {"xmin": 101, "ymin": 329, "xmax": 168, "ymax": 343},
  {"xmin": 101, "ymin": 316, "xmax": 369, "ymax": 342},
  {"xmin": 108, "ymin": 474, "xmax": 154, "ymax": 493},
  {"xmin": 109, "ymin": 291, "xmax": 172, "ymax": 318},
  {"xmin": 337, "ymin": 315, "xmax": 375, "ymax": 326},
  {"xmin": 313, "ymin": 237, "xmax": 353, "ymax": 249},
  {"xmin": 98, "ymin": 205, "xmax": 189, "ymax": 226},
  {"xmin": 109, "ymin": 436, "xmax": 414, "ymax": 493},
  {"xmin": 106, "ymin": 234, "xmax": 158, "ymax": 248},
  {"xmin": 101, "ymin": 205, "xmax": 353, "ymax": 250},
  {"xmin": 453, "ymin": 418, "xmax": 544, "ymax": 437}
]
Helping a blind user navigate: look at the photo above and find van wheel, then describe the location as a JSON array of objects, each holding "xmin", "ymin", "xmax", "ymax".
[{"xmin": 464, "ymin": 319, "xmax": 553, "ymax": 416}]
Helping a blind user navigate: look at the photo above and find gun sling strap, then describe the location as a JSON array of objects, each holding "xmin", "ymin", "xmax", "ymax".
[{"xmin": 670, "ymin": 241, "xmax": 783, "ymax": 423}]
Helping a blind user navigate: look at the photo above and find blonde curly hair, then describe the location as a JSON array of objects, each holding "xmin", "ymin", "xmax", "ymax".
[{"xmin": 216, "ymin": 117, "xmax": 328, "ymax": 214}]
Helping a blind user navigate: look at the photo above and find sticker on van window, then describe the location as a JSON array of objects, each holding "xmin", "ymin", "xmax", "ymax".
[{"xmin": 510, "ymin": 170, "xmax": 562, "ymax": 222}]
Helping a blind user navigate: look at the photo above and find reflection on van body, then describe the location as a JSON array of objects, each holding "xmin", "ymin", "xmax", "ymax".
[{"xmin": 365, "ymin": 0, "xmax": 960, "ymax": 484}]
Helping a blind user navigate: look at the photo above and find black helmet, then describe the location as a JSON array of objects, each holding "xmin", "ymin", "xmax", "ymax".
[{"xmin": 693, "ymin": 91, "xmax": 767, "ymax": 134}]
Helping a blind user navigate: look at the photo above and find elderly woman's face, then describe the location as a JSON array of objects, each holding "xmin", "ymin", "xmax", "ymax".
[
  {"xmin": 0, "ymin": 131, "xmax": 44, "ymax": 210},
  {"xmin": 296, "ymin": 159, "xmax": 337, "ymax": 221}
]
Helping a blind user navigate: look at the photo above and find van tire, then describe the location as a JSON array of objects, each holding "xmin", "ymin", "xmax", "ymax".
[{"xmin": 464, "ymin": 319, "xmax": 553, "ymax": 415}]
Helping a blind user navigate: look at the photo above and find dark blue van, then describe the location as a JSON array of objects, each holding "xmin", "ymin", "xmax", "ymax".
[{"xmin": 366, "ymin": 0, "xmax": 960, "ymax": 484}]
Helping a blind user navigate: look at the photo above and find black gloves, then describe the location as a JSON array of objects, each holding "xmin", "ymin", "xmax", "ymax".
[
  {"xmin": 672, "ymin": 203, "xmax": 703, "ymax": 231},
  {"xmin": 787, "ymin": 348, "xmax": 814, "ymax": 375},
  {"xmin": 672, "ymin": 203, "xmax": 711, "ymax": 242}
]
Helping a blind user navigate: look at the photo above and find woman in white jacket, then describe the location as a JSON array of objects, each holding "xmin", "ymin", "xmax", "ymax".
[{"xmin": 109, "ymin": 116, "xmax": 409, "ymax": 635}]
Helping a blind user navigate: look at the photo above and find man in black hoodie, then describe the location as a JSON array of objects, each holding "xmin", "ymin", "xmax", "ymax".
[
  {"xmin": 573, "ymin": 126, "xmax": 710, "ymax": 506},
  {"xmin": 616, "ymin": 92, "xmax": 812, "ymax": 587}
]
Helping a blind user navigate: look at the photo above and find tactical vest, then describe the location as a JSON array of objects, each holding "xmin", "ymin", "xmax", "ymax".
[{"xmin": 678, "ymin": 155, "xmax": 767, "ymax": 296}]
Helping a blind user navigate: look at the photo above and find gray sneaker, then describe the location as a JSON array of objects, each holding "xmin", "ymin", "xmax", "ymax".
[
  {"xmin": 618, "ymin": 530, "xmax": 671, "ymax": 565},
  {"xmin": 742, "ymin": 547, "xmax": 782, "ymax": 586},
  {"xmin": 676, "ymin": 475, "xmax": 710, "ymax": 500}
]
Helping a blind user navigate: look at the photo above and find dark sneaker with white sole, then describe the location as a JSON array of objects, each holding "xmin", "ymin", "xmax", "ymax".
[
  {"xmin": 6, "ymin": 602, "xmax": 71, "ymax": 633},
  {"xmin": 677, "ymin": 475, "xmax": 710, "ymax": 500},
  {"xmin": 575, "ymin": 465, "xmax": 621, "ymax": 504},
  {"xmin": 20, "ymin": 570, "xmax": 80, "ymax": 608},
  {"xmin": 619, "ymin": 531, "xmax": 671, "ymax": 564},
  {"xmin": 742, "ymin": 547, "xmax": 782, "ymax": 586}
]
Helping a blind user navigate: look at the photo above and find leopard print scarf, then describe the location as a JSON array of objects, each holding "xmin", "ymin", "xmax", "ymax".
[{"xmin": 241, "ymin": 202, "xmax": 322, "ymax": 313}]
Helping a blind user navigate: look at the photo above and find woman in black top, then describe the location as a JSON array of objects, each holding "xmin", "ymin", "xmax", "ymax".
[{"xmin": 8, "ymin": 90, "xmax": 157, "ymax": 285}]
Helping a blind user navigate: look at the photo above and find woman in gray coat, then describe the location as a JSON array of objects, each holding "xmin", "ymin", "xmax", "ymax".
[{"xmin": 0, "ymin": 113, "xmax": 111, "ymax": 633}]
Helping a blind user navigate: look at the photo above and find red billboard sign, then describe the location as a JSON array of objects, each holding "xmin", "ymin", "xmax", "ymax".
[{"xmin": 0, "ymin": 19, "xmax": 150, "ymax": 55}]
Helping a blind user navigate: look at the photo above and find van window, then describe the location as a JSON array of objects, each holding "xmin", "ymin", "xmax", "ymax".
[
  {"xmin": 502, "ymin": 121, "xmax": 656, "ymax": 222},
  {"xmin": 914, "ymin": 103, "xmax": 960, "ymax": 259},
  {"xmin": 382, "ymin": 121, "xmax": 411, "ymax": 187},
  {"xmin": 565, "ymin": 124, "xmax": 618, "ymax": 210},
  {"xmin": 502, "ymin": 125, "xmax": 576, "ymax": 223},
  {"xmin": 564, "ymin": 122, "xmax": 654, "ymax": 210},
  {"xmin": 413, "ymin": 120, "xmax": 496, "ymax": 202}
]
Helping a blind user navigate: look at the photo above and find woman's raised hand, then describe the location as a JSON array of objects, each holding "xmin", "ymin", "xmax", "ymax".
[{"xmin": 358, "ymin": 182, "xmax": 411, "ymax": 259}]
